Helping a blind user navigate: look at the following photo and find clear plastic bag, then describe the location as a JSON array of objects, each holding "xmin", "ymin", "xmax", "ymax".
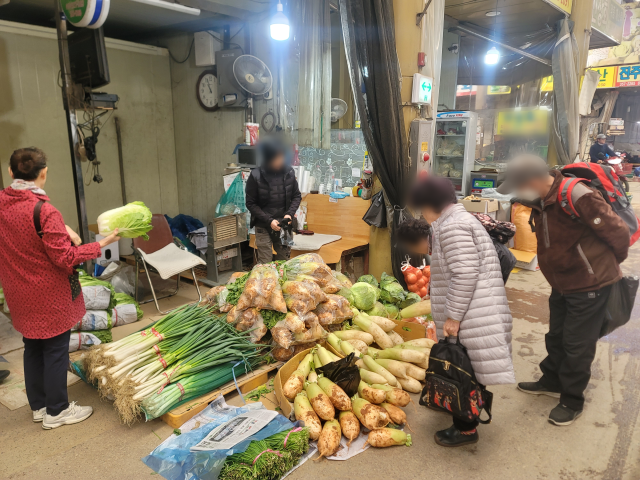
[
  {"xmin": 236, "ymin": 265, "xmax": 287, "ymax": 313},
  {"xmin": 202, "ymin": 286, "xmax": 226, "ymax": 308},
  {"xmin": 270, "ymin": 312, "xmax": 326, "ymax": 349},
  {"xmin": 332, "ymin": 270, "xmax": 353, "ymax": 288},
  {"xmin": 226, "ymin": 307, "xmax": 267, "ymax": 343},
  {"xmin": 218, "ymin": 287, "xmax": 233, "ymax": 313},
  {"xmin": 271, "ymin": 321, "xmax": 294, "ymax": 349},
  {"xmin": 282, "ymin": 254, "xmax": 335, "ymax": 288},
  {"xmin": 282, "ymin": 280, "xmax": 327, "ymax": 316},
  {"xmin": 292, "ymin": 321, "xmax": 328, "ymax": 345},
  {"xmin": 283, "ymin": 312, "xmax": 307, "ymax": 333},
  {"xmin": 313, "ymin": 294, "xmax": 354, "ymax": 325}
]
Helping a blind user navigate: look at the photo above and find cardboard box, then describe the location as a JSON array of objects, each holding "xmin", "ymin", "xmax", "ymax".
[
  {"xmin": 461, "ymin": 198, "xmax": 499, "ymax": 214},
  {"xmin": 509, "ymin": 248, "xmax": 539, "ymax": 271}
]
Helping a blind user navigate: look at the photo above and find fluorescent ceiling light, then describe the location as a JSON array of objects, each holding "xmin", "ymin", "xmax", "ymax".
[
  {"xmin": 485, "ymin": 46, "xmax": 500, "ymax": 65},
  {"xmin": 270, "ymin": 1, "xmax": 290, "ymax": 41},
  {"xmin": 130, "ymin": 0, "xmax": 200, "ymax": 16},
  {"xmin": 485, "ymin": 10, "xmax": 500, "ymax": 16}
]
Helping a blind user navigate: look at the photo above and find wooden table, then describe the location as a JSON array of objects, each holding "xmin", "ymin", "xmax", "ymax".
[{"xmin": 250, "ymin": 193, "xmax": 371, "ymax": 271}]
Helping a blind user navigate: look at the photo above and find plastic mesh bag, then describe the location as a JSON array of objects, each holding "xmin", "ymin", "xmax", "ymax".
[
  {"xmin": 313, "ymin": 294, "xmax": 354, "ymax": 326},
  {"xmin": 282, "ymin": 280, "xmax": 327, "ymax": 315},
  {"xmin": 237, "ymin": 265, "xmax": 287, "ymax": 313},
  {"xmin": 215, "ymin": 174, "xmax": 247, "ymax": 217}
]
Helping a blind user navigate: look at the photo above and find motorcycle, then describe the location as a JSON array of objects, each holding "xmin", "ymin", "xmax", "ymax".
[{"xmin": 597, "ymin": 152, "xmax": 630, "ymax": 193}]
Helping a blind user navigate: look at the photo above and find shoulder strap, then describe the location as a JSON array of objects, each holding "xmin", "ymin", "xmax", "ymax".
[
  {"xmin": 33, "ymin": 200, "xmax": 45, "ymax": 238},
  {"xmin": 557, "ymin": 178, "xmax": 581, "ymax": 219}
]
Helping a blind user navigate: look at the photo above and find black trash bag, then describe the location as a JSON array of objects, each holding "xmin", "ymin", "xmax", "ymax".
[
  {"xmin": 316, "ymin": 352, "xmax": 361, "ymax": 397},
  {"xmin": 362, "ymin": 191, "xmax": 387, "ymax": 228},
  {"xmin": 600, "ymin": 275, "xmax": 639, "ymax": 338}
]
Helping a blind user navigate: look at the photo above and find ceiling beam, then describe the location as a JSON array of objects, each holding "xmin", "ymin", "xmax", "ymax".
[{"xmin": 449, "ymin": 24, "xmax": 552, "ymax": 66}]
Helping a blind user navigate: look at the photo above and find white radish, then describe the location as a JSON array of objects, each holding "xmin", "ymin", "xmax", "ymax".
[{"xmin": 363, "ymin": 355, "xmax": 397, "ymax": 386}]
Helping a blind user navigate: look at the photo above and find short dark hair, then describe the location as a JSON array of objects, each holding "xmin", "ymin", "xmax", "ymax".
[
  {"xmin": 258, "ymin": 136, "xmax": 290, "ymax": 167},
  {"xmin": 408, "ymin": 176, "xmax": 457, "ymax": 212},
  {"xmin": 10, "ymin": 147, "xmax": 48, "ymax": 181},
  {"xmin": 396, "ymin": 218, "xmax": 431, "ymax": 245}
]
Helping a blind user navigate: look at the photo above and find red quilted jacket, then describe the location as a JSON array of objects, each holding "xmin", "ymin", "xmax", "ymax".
[{"xmin": 0, "ymin": 188, "xmax": 102, "ymax": 339}]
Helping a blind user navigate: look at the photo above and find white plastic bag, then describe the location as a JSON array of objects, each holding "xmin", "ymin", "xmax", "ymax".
[
  {"xmin": 82, "ymin": 286, "xmax": 112, "ymax": 310},
  {"xmin": 68, "ymin": 332, "xmax": 101, "ymax": 352}
]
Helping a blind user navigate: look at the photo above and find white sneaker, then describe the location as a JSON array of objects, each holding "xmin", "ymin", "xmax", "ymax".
[
  {"xmin": 42, "ymin": 402, "xmax": 93, "ymax": 430},
  {"xmin": 32, "ymin": 408, "xmax": 46, "ymax": 423}
]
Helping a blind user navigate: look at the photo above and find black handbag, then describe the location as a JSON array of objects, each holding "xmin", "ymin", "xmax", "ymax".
[
  {"xmin": 420, "ymin": 336, "xmax": 493, "ymax": 424},
  {"xmin": 362, "ymin": 190, "xmax": 387, "ymax": 228},
  {"xmin": 600, "ymin": 275, "xmax": 639, "ymax": 338}
]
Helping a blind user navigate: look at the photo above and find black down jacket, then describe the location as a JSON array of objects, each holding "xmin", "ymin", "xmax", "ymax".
[{"xmin": 245, "ymin": 166, "xmax": 302, "ymax": 229}]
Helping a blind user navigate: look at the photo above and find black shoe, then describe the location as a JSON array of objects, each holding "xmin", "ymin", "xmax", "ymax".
[
  {"xmin": 0, "ymin": 370, "xmax": 9, "ymax": 384},
  {"xmin": 517, "ymin": 381, "xmax": 560, "ymax": 398},
  {"xmin": 549, "ymin": 404, "xmax": 582, "ymax": 426},
  {"xmin": 434, "ymin": 425, "xmax": 479, "ymax": 447}
]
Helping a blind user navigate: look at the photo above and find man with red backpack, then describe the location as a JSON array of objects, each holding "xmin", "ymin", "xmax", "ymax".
[{"xmin": 497, "ymin": 154, "xmax": 634, "ymax": 426}]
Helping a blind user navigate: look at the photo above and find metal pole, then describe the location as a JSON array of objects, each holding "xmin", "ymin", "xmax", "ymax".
[
  {"xmin": 55, "ymin": 0, "xmax": 92, "ymax": 270},
  {"xmin": 114, "ymin": 117, "xmax": 127, "ymax": 204},
  {"xmin": 448, "ymin": 25, "xmax": 552, "ymax": 67}
]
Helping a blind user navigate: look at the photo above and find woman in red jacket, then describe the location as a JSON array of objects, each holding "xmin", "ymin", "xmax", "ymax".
[{"xmin": 0, "ymin": 147, "xmax": 119, "ymax": 430}]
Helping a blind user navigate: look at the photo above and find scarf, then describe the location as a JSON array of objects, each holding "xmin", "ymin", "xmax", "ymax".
[{"xmin": 10, "ymin": 179, "xmax": 46, "ymax": 196}]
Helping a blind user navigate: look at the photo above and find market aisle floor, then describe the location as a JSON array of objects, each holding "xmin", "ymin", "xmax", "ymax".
[{"xmin": 1, "ymin": 184, "xmax": 640, "ymax": 480}]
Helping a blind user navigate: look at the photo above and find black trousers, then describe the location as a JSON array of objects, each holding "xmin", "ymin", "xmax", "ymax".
[
  {"xmin": 539, "ymin": 286, "xmax": 612, "ymax": 411},
  {"xmin": 453, "ymin": 416, "xmax": 478, "ymax": 432},
  {"xmin": 23, "ymin": 330, "xmax": 71, "ymax": 416}
]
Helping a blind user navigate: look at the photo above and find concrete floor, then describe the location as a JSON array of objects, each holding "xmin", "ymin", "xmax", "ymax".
[{"xmin": 1, "ymin": 184, "xmax": 639, "ymax": 480}]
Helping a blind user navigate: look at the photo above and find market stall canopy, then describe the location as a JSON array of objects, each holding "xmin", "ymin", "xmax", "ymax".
[
  {"xmin": 0, "ymin": 0, "xmax": 267, "ymax": 41},
  {"xmin": 445, "ymin": 0, "xmax": 565, "ymax": 86}
]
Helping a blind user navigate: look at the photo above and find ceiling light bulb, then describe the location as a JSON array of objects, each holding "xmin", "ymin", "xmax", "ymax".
[
  {"xmin": 270, "ymin": 2, "xmax": 290, "ymax": 41},
  {"xmin": 485, "ymin": 46, "xmax": 500, "ymax": 65}
]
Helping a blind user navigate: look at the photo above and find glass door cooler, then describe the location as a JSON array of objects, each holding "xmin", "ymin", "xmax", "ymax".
[{"xmin": 433, "ymin": 111, "xmax": 478, "ymax": 197}]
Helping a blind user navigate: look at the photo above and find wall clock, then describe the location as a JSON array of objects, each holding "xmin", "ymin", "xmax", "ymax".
[{"xmin": 196, "ymin": 69, "xmax": 219, "ymax": 112}]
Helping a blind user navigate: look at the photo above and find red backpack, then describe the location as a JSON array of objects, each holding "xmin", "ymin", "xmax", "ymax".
[{"xmin": 558, "ymin": 163, "xmax": 640, "ymax": 246}]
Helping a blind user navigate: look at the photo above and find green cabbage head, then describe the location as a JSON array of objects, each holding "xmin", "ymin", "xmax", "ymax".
[
  {"xmin": 97, "ymin": 201, "xmax": 153, "ymax": 240},
  {"xmin": 351, "ymin": 282, "xmax": 378, "ymax": 310},
  {"xmin": 365, "ymin": 301, "xmax": 388, "ymax": 317}
]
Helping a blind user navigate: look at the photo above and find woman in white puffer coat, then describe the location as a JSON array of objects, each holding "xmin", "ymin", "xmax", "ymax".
[{"xmin": 403, "ymin": 176, "xmax": 515, "ymax": 447}]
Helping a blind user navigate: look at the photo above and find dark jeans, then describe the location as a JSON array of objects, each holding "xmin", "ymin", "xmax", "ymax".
[
  {"xmin": 453, "ymin": 416, "xmax": 479, "ymax": 432},
  {"xmin": 539, "ymin": 286, "xmax": 612, "ymax": 411},
  {"xmin": 23, "ymin": 330, "xmax": 71, "ymax": 416},
  {"xmin": 255, "ymin": 226, "xmax": 291, "ymax": 264}
]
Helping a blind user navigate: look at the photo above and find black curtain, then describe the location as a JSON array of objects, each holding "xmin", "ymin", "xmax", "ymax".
[{"xmin": 339, "ymin": 0, "xmax": 421, "ymax": 284}]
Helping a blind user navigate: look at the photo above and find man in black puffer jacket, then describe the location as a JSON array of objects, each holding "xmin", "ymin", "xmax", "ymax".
[{"xmin": 245, "ymin": 137, "xmax": 302, "ymax": 264}]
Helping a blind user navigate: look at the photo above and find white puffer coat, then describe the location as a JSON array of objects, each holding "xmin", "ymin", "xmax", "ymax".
[{"xmin": 430, "ymin": 204, "xmax": 516, "ymax": 385}]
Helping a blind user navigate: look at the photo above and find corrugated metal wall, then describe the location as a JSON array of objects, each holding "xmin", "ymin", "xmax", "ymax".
[{"xmin": 0, "ymin": 21, "xmax": 179, "ymax": 229}]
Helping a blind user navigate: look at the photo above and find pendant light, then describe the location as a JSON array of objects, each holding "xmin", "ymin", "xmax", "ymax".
[
  {"xmin": 270, "ymin": 1, "xmax": 290, "ymax": 41},
  {"xmin": 484, "ymin": 0, "xmax": 500, "ymax": 65}
]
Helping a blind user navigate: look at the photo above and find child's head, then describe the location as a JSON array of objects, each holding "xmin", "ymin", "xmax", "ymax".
[{"xmin": 396, "ymin": 218, "xmax": 431, "ymax": 255}]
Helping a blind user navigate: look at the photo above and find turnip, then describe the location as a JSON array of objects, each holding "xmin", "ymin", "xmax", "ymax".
[
  {"xmin": 388, "ymin": 330, "xmax": 404, "ymax": 346},
  {"xmin": 334, "ymin": 330, "xmax": 374, "ymax": 345},
  {"xmin": 371, "ymin": 384, "xmax": 411, "ymax": 407},
  {"xmin": 304, "ymin": 381, "xmax": 335, "ymax": 420},
  {"xmin": 402, "ymin": 338, "xmax": 435, "ymax": 348},
  {"xmin": 365, "ymin": 428, "xmax": 412, "ymax": 448},
  {"xmin": 375, "ymin": 358, "xmax": 409, "ymax": 380},
  {"xmin": 282, "ymin": 353, "xmax": 313, "ymax": 400},
  {"xmin": 358, "ymin": 380, "xmax": 386, "ymax": 404},
  {"xmin": 352, "ymin": 396, "xmax": 390, "ymax": 430},
  {"xmin": 359, "ymin": 368, "xmax": 387, "ymax": 386},
  {"xmin": 354, "ymin": 315, "xmax": 395, "ymax": 349},
  {"xmin": 380, "ymin": 402, "xmax": 412, "ymax": 431},
  {"xmin": 363, "ymin": 355, "xmax": 397, "ymax": 386},
  {"xmin": 397, "ymin": 376, "xmax": 422, "ymax": 393},
  {"xmin": 377, "ymin": 348, "xmax": 427, "ymax": 365},
  {"xmin": 294, "ymin": 392, "xmax": 322, "ymax": 440},
  {"xmin": 316, "ymin": 419, "xmax": 342, "ymax": 460},
  {"xmin": 318, "ymin": 376, "xmax": 352, "ymax": 411},
  {"xmin": 339, "ymin": 410, "xmax": 360, "ymax": 446},
  {"xmin": 367, "ymin": 315, "xmax": 397, "ymax": 333}
]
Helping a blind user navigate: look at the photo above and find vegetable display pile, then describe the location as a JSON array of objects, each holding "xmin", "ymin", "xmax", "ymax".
[
  {"xmin": 219, "ymin": 427, "xmax": 310, "ymax": 480},
  {"xmin": 284, "ymin": 342, "xmax": 418, "ymax": 453},
  {"xmin": 84, "ymin": 304, "xmax": 268, "ymax": 424},
  {"xmin": 97, "ymin": 201, "xmax": 153, "ymax": 240}
]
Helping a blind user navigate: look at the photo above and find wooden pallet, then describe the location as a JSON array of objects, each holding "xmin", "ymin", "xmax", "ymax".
[{"xmin": 160, "ymin": 362, "xmax": 282, "ymax": 428}]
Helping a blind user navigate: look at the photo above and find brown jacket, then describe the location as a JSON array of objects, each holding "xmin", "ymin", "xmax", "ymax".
[{"xmin": 527, "ymin": 170, "xmax": 630, "ymax": 294}]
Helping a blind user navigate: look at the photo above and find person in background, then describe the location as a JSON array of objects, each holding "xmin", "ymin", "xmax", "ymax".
[
  {"xmin": 405, "ymin": 176, "xmax": 515, "ymax": 447},
  {"xmin": 497, "ymin": 154, "xmax": 630, "ymax": 426},
  {"xmin": 0, "ymin": 147, "xmax": 119, "ymax": 430},
  {"xmin": 589, "ymin": 134, "xmax": 616, "ymax": 162},
  {"xmin": 245, "ymin": 137, "xmax": 302, "ymax": 264}
]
